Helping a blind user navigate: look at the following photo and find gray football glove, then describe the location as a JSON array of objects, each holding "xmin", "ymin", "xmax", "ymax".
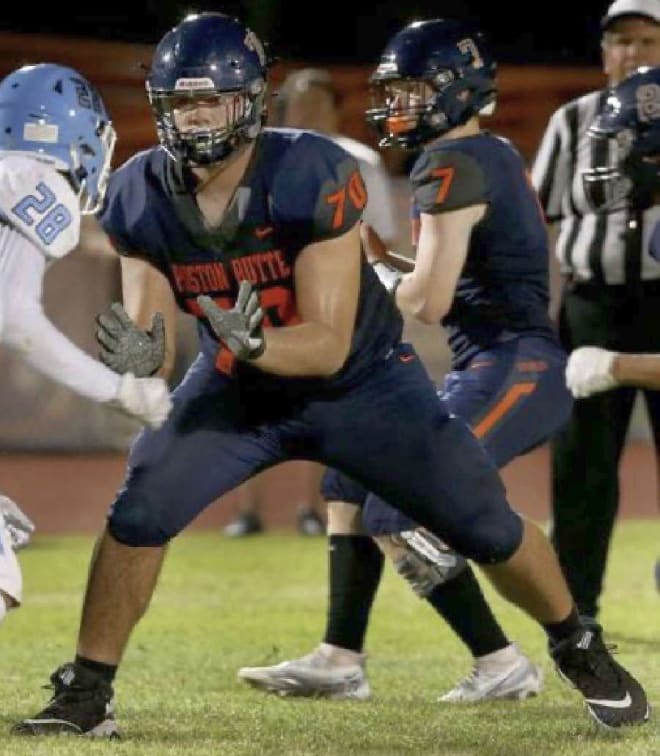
[
  {"xmin": 0, "ymin": 495, "xmax": 35, "ymax": 551},
  {"xmin": 197, "ymin": 281, "xmax": 265, "ymax": 361},
  {"xmin": 96, "ymin": 302, "xmax": 166, "ymax": 377}
]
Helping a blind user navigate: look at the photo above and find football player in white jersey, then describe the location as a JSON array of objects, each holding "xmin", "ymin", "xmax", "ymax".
[{"xmin": 0, "ymin": 63, "xmax": 173, "ymax": 626}]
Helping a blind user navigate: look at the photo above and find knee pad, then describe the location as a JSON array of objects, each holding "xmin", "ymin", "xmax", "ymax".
[
  {"xmin": 382, "ymin": 528, "xmax": 467, "ymax": 598},
  {"xmin": 108, "ymin": 496, "xmax": 172, "ymax": 547},
  {"xmin": 455, "ymin": 510, "xmax": 524, "ymax": 564}
]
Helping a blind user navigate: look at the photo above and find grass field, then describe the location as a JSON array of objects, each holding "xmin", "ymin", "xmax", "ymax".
[{"xmin": 0, "ymin": 521, "xmax": 658, "ymax": 755}]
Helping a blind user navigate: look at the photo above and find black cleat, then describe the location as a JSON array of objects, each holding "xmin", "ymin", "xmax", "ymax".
[
  {"xmin": 12, "ymin": 662, "xmax": 119, "ymax": 737},
  {"xmin": 551, "ymin": 625, "xmax": 650, "ymax": 729}
]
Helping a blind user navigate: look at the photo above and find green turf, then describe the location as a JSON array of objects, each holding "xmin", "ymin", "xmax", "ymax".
[{"xmin": 0, "ymin": 521, "xmax": 658, "ymax": 755}]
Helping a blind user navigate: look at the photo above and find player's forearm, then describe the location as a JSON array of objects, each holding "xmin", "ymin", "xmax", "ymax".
[
  {"xmin": 4, "ymin": 305, "xmax": 120, "ymax": 402},
  {"xmin": 394, "ymin": 273, "xmax": 450, "ymax": 324},
  {"xmin": 251, "ymin": 323, "xmax": 351, "ymax": 377},
  {"xmin": 612, "ymin": 353, "xmax": 660, "ymax": 389}
]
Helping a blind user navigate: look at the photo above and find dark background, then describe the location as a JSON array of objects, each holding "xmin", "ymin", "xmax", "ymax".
[{"xmin": 0, "ymin": 1, "xmax": 608, "ymax": 66}]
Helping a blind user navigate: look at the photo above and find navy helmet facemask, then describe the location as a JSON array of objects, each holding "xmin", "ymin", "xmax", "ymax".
[
  {"xmin": 583, "ymin": 65, "xmax": 660, "ymax": 211},
  {"xmin": 366, "ymin": 18, "xmax": 497, "ymax": 150},
  {"xmin": 146, "ymin": 12, "xmax": 269, "ymax": 167}
]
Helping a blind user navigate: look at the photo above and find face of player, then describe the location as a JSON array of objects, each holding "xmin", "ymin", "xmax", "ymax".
[
  {"xmin": 376, "ymin": 80, "xmax": 434, "ymax": 135},
  {"xmin": 602, "ymin": 17, "xmax": 660, "ymax": 85},
  {"xmin": 171, "ymin": 92, "xmax": 248, "ymax": 135}
]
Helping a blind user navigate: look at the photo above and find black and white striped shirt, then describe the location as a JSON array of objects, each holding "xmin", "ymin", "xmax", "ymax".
[{"xmin": 532, "ymin": 89, "xmax": 660, "ymax": 285}]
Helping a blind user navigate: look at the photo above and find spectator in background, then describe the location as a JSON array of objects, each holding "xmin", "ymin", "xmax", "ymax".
[
  {"xmin": 531, "ymin": 0, "xmax": 660, "ymax": 618},
  {"xmin": 224, "ymin": 67, "xmax": 400, "ymax": 537}
]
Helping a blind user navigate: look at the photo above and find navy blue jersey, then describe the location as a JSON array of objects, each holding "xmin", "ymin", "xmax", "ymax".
[
  {"xmin": 410, "ymin": 132, "xmax": 556, "ymax": 368},
  {"xmin": 99, "ymin": 129, "xmax": 402, "ymax": 394}
]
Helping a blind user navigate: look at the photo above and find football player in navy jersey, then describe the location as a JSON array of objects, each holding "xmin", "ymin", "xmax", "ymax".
[
  {"xmin": 238, "ymin": 19, "xmax": 650, "ymax": 728},
  {"xmin": 239, "ymin": 18, "xmax": 568, "ymax": 705},
  {"xmin": 13, "ymin": 13, "xmax": 649, "ymax": 737},
  {"xmin": 239, "ymin": 20, "xmax": 571, "ymax": 702}
]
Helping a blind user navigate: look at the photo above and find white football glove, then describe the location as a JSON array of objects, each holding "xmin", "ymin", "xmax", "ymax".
[
  {"xmin": 0, "ymin": 495, "xmax": 35, "ymax": 551},
  {"xmin": 108, "ymin": 373, "xmax": 173, "ymax": 429},
  {"xmin": 565, "ymin": 346, "xmax": 618, "ymax": 398}
]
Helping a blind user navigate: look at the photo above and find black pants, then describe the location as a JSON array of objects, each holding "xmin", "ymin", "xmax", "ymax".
[{"xmin": 553, "ymin": 280, "xmax": 660, "ymax": 618}]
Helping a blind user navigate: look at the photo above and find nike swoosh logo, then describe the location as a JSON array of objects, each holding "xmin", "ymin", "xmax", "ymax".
[
  {"xmin": 585, "ymin": 691, "xmax": 632, "ymax": 709},
  {"xmin": 399, "ymin": 354, "xmax": 416, "ymax": 363},
  {"xmin": 255, "ymin": 226, "xmax": 274, "ymax": 239}
]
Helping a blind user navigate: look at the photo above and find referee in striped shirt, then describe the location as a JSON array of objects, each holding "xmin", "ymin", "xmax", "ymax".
[{"xmin": 532, "ymin": 0, "xmax": 660, "ymax": 619}]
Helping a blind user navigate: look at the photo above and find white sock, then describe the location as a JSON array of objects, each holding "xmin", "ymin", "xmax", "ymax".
[
  {"xmin": 318, "ymin": 642, "xmax": 364, "ymax": 666},
  {"xmin": 475, "ymin": 643, "xmax": 521, "ymax": 670}
]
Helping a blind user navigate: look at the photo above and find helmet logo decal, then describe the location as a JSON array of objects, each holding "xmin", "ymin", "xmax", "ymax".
[
  {"xmin": 457, "ymin": 38, "xmax": 484, "ymax": 69},
  {"xmin": 636, "ymin": 83, "xmax": 660, "ymax": 122},
  {"xmin": 23, "ymin": 122, "xmax": 59, "ymax": 143},
  {"xmin": 174, "ymin": 77, "xmax": 215, "ymax": 90},
  {"xmin": 244, "ymin": 30, "xmax": 266, "ymax": 67}
]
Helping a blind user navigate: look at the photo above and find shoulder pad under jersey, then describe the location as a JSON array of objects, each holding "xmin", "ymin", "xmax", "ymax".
[
  {"xmin": 410, "ymin": 145, "xmax": 487, "ymax": 215},
  {"xmin": 0, "ymin": 154, "xmax": 80, "ymax": 258},
  {"xmin": 98, "ymin": 149, "xmax": 155, "ymax": 255},
  {"xmin": 272, "ymin": 132, "xmax": 367, "ymax": 241}
]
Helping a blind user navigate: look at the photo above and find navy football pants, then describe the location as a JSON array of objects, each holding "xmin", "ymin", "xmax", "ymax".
[
  {"xmin": 322, "ymin": 336, "xmax": 573, "ymax": 534},
  {"xmin": 108, "ymin": 342, "xmax": 522, "ymax": 564}
]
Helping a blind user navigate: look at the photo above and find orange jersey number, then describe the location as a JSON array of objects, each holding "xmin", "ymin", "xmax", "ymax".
[
  {"xmin": 326, "ymin": 170, "xmax": 368, "ymax": 230},
  {"xmin": 430, "ymin": 166, "xmax": 456, "ymax": 205}
]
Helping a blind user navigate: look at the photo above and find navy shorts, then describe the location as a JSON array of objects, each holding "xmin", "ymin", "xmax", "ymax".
[
  {"xmin": 322, "ymin": 335, "xmax": 572, "ymax": 535},
  {"xmin": 108, "ymin": 342, "xmax": 521, "ymax": 563}
]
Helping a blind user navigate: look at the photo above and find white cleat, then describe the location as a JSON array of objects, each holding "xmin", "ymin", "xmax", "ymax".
[
  {"xmin": 238, "ymin": 646, "xmax": 371, "ymax": 700},
  {"xmin": 439, "ymin": 644, "xmax": 543, "ymax": 703}
]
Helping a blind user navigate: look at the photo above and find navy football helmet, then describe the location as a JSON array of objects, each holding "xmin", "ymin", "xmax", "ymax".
[
  {"xmin": 0, "ymin": 63, "xmax": 115, "ymax": 214},
  {"xmin": 366, "ymin": 19, "xmax": 497, "ymax": 149},
  {"xmin": 147, "ymin": 12, "xmax": 269, "ymax": 166},
  {"xmin": 583, "ymin": 66, "xmax": 660, "ymax": 210}
]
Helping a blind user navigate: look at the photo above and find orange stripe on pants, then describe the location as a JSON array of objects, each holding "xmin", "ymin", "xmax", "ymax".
[{"xmin": 472, "ymin": 382, "xmax": 537, "ymax": 440}]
